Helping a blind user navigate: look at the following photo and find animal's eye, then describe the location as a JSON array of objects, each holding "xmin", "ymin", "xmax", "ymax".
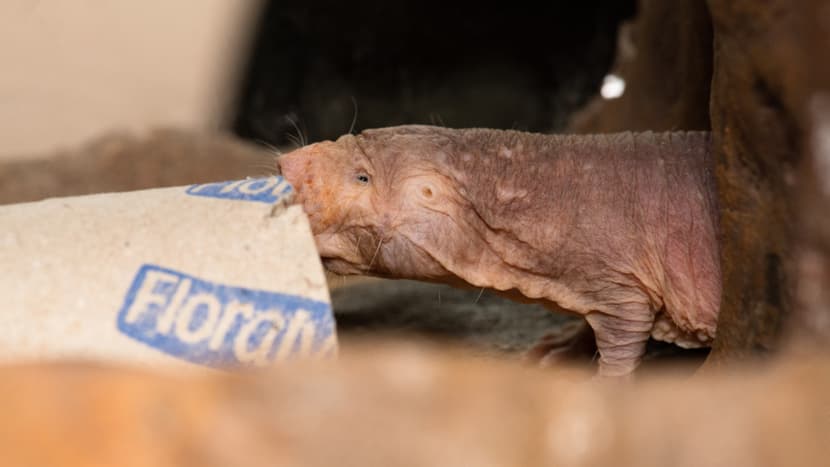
[{"xmin": 356, "ymin": 173, "xmax": 371, "ymax": 185}]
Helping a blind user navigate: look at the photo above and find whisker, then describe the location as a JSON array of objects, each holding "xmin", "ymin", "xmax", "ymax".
[
  {"xmin": 430, "ymin": 113, "xmax": 445, "ymax": 127},
  {"xmin": 286, "ymin": 133, "xmax": 302, "ymax": 149},
  {"xmin": 247, "ymin": 162, "xmax": 281, "ymax": 174},
  {"xmin": 364, "ymin": 208, "xmax": 402, "ymax": 273},
  {"xmin": 355, "ymin": 235, "xmax": 363, "ymax": 258},
  {"xmin": 248, "ymin": 159, "xmax": 279, "ymax": 169},
  {"xmin": 285, "ymin": 116, "xmax": 307, "ymax": 148},
  {"xmin": 254, "ymin": 138, "xmax": 283, "ymax": 156},
  {"xmin": 473, "ymin": 287, "xmax": 485, "ymax": 304},
  {"xmin": 348, "ymin": 96, "xmax": 359, "ymax": 135},
  {"xmin": 366, "ymin": 236, "xmax": 385, "ymax": 272}
]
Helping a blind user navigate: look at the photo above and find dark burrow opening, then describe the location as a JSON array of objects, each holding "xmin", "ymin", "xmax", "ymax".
[{"xmin": 230, "ymin": 0, "xmax": 637, "ymax": 146}]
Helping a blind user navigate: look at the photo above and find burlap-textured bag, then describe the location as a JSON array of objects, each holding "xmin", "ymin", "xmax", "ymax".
[{"xmin": 0, "ymin": 176, "xmax": 335, "ymax": 370}]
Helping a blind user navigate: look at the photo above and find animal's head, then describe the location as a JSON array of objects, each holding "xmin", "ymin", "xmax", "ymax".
[{"xmin": 278, "ymin": 125, "xmax": 477, "ymax": 281}]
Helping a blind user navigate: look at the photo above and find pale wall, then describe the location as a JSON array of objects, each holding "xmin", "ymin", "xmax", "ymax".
[{"xmin": 0, "ymin": 0, "xmax": 263, "ymax": 159}]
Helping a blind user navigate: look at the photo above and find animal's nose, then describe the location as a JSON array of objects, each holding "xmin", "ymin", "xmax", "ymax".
[{"xmin": 277, "ymin": 149, "xmax": 308, "ymax": 189}]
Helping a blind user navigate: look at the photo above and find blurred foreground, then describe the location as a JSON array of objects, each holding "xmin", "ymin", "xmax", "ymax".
[{"xmin": 1, "ymin": 340, "xmax": 828, "ymax": 467}]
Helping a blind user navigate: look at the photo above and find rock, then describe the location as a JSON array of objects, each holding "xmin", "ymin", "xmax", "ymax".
[
  {"xmin": 567, "ymin": 0, "xmax": 713, "ymax": 133},
  {"xmin": 706, "ymin": 0, "xmax": 830, "ymax": 361},
  {"xmin": 789, "ymin": 53, "xmax": 830, "ymax": 346}
]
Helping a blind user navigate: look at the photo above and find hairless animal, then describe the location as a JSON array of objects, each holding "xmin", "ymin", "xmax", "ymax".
[{"xmin": 278, "ymin": 125, "xmax": 720, "ymax": 376}]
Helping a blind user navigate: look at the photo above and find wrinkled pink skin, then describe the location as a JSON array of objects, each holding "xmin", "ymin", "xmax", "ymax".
[{"xmin": 278, "ymin": 125, "xmax": 721, "ymax": 376}]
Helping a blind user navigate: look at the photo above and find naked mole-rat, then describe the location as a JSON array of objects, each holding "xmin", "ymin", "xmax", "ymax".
[{"xmin": 278, "ymin": 125, "xmax": 720, "ymax": 376}]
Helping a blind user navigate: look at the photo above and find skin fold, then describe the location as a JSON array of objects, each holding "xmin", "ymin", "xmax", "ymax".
[{"xmin": 278, "ymin": 125, "xmax": 720, "ymax": 376}]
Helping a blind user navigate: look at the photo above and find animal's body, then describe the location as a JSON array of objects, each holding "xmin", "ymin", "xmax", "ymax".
[{"xmin": 278, "ymin": 125, "xmax": 720, "ymax": 375}]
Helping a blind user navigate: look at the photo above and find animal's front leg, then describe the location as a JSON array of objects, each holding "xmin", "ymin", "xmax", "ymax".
[{"xmin": 585, "ymin": 305, "xmax": 655, "ymax": 377}]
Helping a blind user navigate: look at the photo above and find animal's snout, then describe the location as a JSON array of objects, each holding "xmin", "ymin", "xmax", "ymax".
[{"xmin": 276, "ymin": 150, "xmax": 308, "ymax": 189}]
